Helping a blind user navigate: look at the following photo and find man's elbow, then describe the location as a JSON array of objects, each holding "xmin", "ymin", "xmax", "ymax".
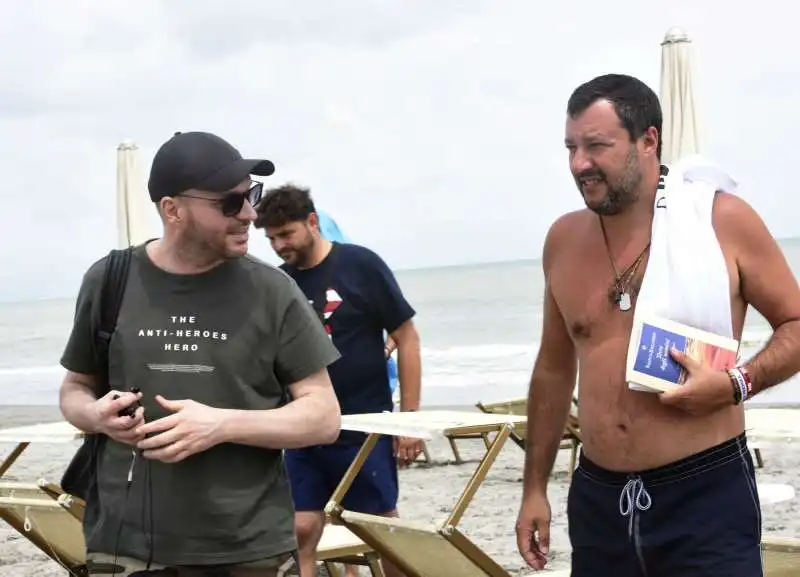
[
  {"xmin": 59, "ymin": 373, "xmax": 86, "ymax": 413},
  {"xmin": 393, "ymin": 321, "xmax": 421, "ymax": 352},
  {"xmin": 58, "ymin": 372, "xmax": 100, "ymax": 432},
  {"xmin": 315, "ymin": 393, "xmax": 342, "ymax": 445},
  {"xmin": 58, "ymin": 380, "xmax": 69, "ymax": 414}
]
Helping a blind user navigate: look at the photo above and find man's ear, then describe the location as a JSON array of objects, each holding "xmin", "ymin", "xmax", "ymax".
[
  {"xmin": 641, "ymin": 126, "xmax": 660, "ymax": 159},
  {"xmin": 160, "ymin": 197, "xmax": 181, "ymax": 224}
]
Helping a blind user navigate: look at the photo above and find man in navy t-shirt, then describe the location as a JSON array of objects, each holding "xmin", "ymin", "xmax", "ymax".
[{"xmin": 254, "ymin": 184, "xmax": 422, "ymax": 577}]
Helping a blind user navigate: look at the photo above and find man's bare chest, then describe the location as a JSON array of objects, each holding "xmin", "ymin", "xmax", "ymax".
[{"xmin": 550, "ymin": 255, "xmax": 643, "ymax": 344}]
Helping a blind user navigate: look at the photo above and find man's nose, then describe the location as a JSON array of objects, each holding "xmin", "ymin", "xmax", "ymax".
[
  {"xmin": 570, "ymin": 148, "xmax": 593, "ymax": 175},
  {"xmin": 238, "ymin": 199, "xmax": 257, "ymax": 223},
  {"xmin": 271, "ymin": 238, "xmax": 286, "ymax": 253}
]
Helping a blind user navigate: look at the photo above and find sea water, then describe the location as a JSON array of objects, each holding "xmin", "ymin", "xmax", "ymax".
[{"xmin": 2, "ymin": 242, "xmax": 799, "ymax": 407}]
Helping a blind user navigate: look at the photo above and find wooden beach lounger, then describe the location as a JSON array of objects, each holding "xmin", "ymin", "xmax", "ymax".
[
  {"xmin": 0, "ymin": 480, "xmax": 87, "ymax": 575},
  {"xmin": 338, "ymin": 511, "xmax": 511, "ymax": 577},
  {"xmin": 0, "ymin": 478, "xmax": 383, "ymax": 577},
  {"xmin": 325, "ymin": 410, "xmax": 526, "ymax": 575},
  {"xmin": 0, "ymin": 421, "xmax": 384, "ymax": 576},
  {"xmin": 317, "ymin": 524, "xmax": 386, "ymax": 576},
  {"xmin": 743, "ymin": 407, "xmax": 800, "ymax": 469},
  {"xmin": 457, "ymin": 396, "xmax": 792, "ymax": 475},
  {"xmin": 443, "ymin": 395, "xmax": 581, "ymax": 474},
  {"xmin": 762, "ymin": 536, "xmax": 800, "ymax": 577},
  {"xmin": 439, "ymin": 398, "xmax": 527, "ymax": 464}
]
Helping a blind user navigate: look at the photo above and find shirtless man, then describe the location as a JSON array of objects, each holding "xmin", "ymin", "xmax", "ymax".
[{"xmin": 516, "ymin": 73, "xmax": 800, "ymax": 576}]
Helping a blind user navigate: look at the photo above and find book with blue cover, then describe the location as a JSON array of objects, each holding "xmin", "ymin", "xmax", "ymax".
[{"xmin": 626, "ymin": 314, "xmax": 740, "ymax": 393}]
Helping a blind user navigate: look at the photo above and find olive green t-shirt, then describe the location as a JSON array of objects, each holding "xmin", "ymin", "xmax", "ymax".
[{"xmin": 60, "ymin": 243, "xmax": 340, "ymax": 566}]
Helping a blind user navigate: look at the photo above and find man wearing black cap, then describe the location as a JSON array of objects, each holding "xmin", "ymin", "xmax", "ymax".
[{"xmin": 58, "ymin": 131, "xmax": 342, "ymax": 576}]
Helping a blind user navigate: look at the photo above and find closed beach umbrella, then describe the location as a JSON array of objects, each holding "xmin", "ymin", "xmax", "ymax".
[
  {"xmin": 317, "ymin": 209, "xmax": 352, "ymax": 244},
  {"xmin": 660, "ymin": 32, "xmax": 771, "ymax": 357},
  {"xmin": 116, "ymin": 140, "xmax": 154, "ymax": 248},
  {"xmin": 659, "ymin": 27, "xmax": 703, "ymax": 164}
]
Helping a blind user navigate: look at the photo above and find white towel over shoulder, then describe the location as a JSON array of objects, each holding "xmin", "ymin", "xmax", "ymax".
[
  {"xmin": 629, "ymin": 155, "xmax": 738, "ymax": 392},
  {"xmin": 634, "ymin": 155, "xmax": 738, "ymax": 344}
]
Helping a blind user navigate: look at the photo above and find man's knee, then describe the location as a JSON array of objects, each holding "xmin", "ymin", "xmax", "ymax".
[{"xmin": 294, "ymin": 511, "xmax": 325, "ymax": 549}]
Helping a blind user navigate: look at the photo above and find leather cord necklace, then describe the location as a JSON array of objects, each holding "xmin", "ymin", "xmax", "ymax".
[{"xmin": 599, "ymin": 216, "xmax": 651, "ymax": 311}]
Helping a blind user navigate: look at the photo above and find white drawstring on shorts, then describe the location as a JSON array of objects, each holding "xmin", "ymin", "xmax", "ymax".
[{"xmin": 619, "ymin": 476, "xmax": 652, "ymax": 537}]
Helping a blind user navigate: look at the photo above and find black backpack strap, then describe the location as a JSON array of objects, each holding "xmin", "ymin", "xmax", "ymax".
[
  {"xmin": 61, "ymin": 246, "xmax": 133, "ymax": 501},
  {"xmin": 94, "ymin": 247, "xmax": 134, "ymax": 395}
]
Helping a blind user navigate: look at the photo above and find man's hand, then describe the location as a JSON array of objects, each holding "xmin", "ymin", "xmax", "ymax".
[
  {"xmin": 516, "ymin": 491, "xmax": 551, "ymax": 570},
  {"xmin": 393, "ymin": 436, "xmax": 424, "ymax": 467},
  {"xmin": 659, "ymin": 348, "xmax": 736, "ymax": 415},
  {"xmin": 384, "ymin": 336, "xmax": 397, "ymax": 358},
  {"xmin": 136, "ymin": 395, "xmax": 225, "ymax": 463},
  {"xmin": 90, "ymin": 390, "xmax": 145, "ymax": 446}
]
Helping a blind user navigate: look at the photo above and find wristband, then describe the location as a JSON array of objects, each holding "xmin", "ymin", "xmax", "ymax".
[
  {"xmin": 728, "ymin": 369, "xmax": 742, "ymax": 405},
  {"xmin": 727, "ymin": 368, "xmax": 750, "ymax": 405},
  {"xmin": 739, "ymin": 366, "xmax": 753, "ymax": 398}
]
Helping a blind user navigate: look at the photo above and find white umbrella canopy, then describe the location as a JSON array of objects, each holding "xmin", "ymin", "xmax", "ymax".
[
  {"xmin": 659, "ymin": 27, "xmax": 703, "ymax": 164},
  {"xmin": 116, "ymin": 140, "xmax": 158, "ymax": 248}
]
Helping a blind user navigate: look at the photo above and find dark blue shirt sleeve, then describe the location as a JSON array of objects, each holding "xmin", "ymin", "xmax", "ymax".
[{"xmin": 360, "ymin": 250, "xmax": 415, "ymax": 334}]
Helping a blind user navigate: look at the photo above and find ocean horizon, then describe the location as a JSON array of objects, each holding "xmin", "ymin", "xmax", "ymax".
[{"xmin": 3, "ymin": 238, "xmax": 800, "ymax": 408}]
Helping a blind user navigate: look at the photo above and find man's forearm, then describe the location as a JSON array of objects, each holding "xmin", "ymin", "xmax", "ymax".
[
  {"xmin": 522, "ymin": 372, "xmax": 575, "ymax": 496},
  {"xmin": 744, "ymin": 319, "xmax": 800, "ymax": 394},
  {"xmin": 397, "ymin": 341, "xmax": 421, "ymax": 411},
  {"xmin": 219, "ymin": 393, "xmax": 341, "ymax": 450},
  {"xmin": 59, "ymin": 380, "xmax": 99, "ymax": 433}
]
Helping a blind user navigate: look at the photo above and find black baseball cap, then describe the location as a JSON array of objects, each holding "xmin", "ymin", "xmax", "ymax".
[{"xmin": 147, "ymin": 131, "xmax": 275, "ymax": 202}]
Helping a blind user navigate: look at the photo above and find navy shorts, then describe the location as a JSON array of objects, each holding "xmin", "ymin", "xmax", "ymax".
[
  {"xmin": 568, "ymin": 433, "xmax": 763, "ymax": 577},
  {"xmin": 284, "ymin": 435, "xmax": 398, "ymax": 514}
]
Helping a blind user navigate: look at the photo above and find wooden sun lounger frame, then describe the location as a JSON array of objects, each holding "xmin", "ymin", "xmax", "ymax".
[
  {"xmin": 0, "ymin": 422, "xmax": 384, "ymax": 576},
  {"xmin": 0, "ymin": 477, "xmax": 385, "ymax": 577},
  {"xmin": 323, "ymin": 411, "xmax": 525, "ymax": 575},
  {"xmin": 0, "ymin": 480, "xmax": 87, "ymax": 576},
  {"xmin": 337, "ymin": 511, "xmax": 511, "ymax": 577},
  {"xmin": 325, "ymin": 414, "xmax": 517, "ymax": 529},
  {"xmin": 316, "ymin": 524, "xmax": 386, "ymax": 577},
  {"xmin": 762, "ymin": 536, "xmax": 800, "ymax": 577},
  {"xmin": 443, "ymin": 396, "xmax": 582, "ymax": 475},
  {"xmin": 743, "ymin": 408, "xmax": 800, "ymax": 469},
  {"xmin": 450, "ymin": 396, "xmax": 774, "ymax": 474}
]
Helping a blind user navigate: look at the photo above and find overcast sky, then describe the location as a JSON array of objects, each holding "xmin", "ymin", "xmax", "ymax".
[{"xmin": 1, "ymin": 1, "xmax": 797, "ymax": 302}]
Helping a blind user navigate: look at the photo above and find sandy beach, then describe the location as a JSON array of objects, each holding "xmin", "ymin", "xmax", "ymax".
[{"xmin": 1, "ymin": 405, "xmax": 799, "ymax": 576}]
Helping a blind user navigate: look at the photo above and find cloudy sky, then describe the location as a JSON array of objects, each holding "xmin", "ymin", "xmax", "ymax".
[{"xmin": 1, "ymin": 0, "xmax": 797, "ymax": 302}]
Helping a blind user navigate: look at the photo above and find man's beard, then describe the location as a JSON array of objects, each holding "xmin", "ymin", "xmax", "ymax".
[
  {"xmin": 577, "ymin": 147, "xmax": 642, "ymax": 216},
  {"xmin": 281, "ymin": 236, "xmax": 316, "ymax": 268},
  {"xmin": 181, "ymin": 215, "xmax": 240, "ymax": 264}
]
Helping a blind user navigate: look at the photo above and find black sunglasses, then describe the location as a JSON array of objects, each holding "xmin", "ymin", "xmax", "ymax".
[{"xmin": 181, "ymin": 181, "xmax": 263, "ymax": 217}]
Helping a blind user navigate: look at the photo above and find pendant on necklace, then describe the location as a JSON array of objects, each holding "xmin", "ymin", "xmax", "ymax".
[{"xmin": 618, "ymin": 292, "xmax": 632, "ymax": 312}]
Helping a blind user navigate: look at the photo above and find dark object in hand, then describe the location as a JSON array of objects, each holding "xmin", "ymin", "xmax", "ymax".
[{"xmin": 113, "ymin": 387, "xmax": 142, "ymax": 418}]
